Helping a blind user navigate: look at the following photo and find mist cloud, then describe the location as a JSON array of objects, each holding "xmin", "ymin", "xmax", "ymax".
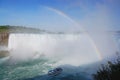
[{"xmin": 79, "ymin": 3, "xmax": 119, "ymax": 59}]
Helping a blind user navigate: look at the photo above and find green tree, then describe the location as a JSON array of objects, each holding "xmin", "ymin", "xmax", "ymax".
[{"xmin": 93, "ymin": 54, "xmax": 120, "ymax": 80}]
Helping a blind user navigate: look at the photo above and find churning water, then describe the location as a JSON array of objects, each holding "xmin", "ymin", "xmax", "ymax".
[{"xmin": 0, "ymin": 33, "xmax": 116, "ymax": 80}]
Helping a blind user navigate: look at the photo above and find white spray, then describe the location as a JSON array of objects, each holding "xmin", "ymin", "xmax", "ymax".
[
  {"xmin": 8, "ymin": 33, "xmax": 101, "ymax": 66},
  {"xmin": 80, "ymin": 4, "xmax": 119, "ymax": 59}
]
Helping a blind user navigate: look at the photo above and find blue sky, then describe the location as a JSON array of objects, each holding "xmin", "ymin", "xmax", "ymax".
[{"xmin": 0, "ymin": 0, "xmax": 120, "ymax": 31}]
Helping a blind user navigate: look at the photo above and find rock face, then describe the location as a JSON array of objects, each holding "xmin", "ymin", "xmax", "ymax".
[
  {"xmin": 0, "ymin": 33, "xmax": 9, "ymax": 46},
  {"xmin": 0, "ymin": 33, "xmax": 9, "ymax": 58}
]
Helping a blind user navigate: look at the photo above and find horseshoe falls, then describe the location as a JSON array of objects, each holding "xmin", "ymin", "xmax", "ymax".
[
  {"xmin": 0, "ymin": 33, "xmax": 102, "ymax": 80},
  {"xmin": 8, "ymin": 33, "xmax": 101, "ymax": 64}
]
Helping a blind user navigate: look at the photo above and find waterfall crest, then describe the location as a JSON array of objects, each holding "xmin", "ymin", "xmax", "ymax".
[{"xmin": 8, "ymin": 33, "xmax": 100, "ymax": 66}]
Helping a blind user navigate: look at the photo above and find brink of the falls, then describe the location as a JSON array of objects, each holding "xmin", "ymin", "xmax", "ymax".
[{"xmin": 8, "ymin": 33, "xmax": 101, "ymax": 66}]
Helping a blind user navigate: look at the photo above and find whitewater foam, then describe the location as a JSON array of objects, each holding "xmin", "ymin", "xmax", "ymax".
[{"xmin": 8, "ymin": 33, "xmax": 100, "ymax": 66}]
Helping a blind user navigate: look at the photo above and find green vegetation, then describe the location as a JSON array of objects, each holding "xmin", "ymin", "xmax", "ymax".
[
  {"xmin": 0, "ymin": 25, "xmax": 9, "ymax": 33},
  {"xmin": 0, "ymin": 25, "xmax": 67, "ymax": 34},
  {"xmin": 92, "ymin": 54, "xmax": 120, "ymax": 80},
  {"xmin": 0, "ymin": 25, "xmax": 9, "ymax": 29},
  {"xmin": 0, "ymin": 25, "xmax": 44, "ymax": 33}
]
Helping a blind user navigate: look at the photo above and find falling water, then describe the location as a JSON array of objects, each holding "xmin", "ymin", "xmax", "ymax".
[
  {"xmin": 0, "ymin": 33, "xmax": 119, "ymax": 80},
  {"xmin": 8, "ymin": 33, "xmax": 101, "ymax": 66}
]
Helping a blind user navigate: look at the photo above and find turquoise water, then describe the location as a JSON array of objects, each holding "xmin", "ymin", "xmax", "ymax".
[
  {"xmin": 0, "ymin": 32, "xmax": 118, "ymax": 80},
  {"xmin": 0, "ymin": 57, "xmax": 91, "ymax": 80},
  {"xmin": 0, "ymin": 57, "xmax": 57, "ymax": 80}
]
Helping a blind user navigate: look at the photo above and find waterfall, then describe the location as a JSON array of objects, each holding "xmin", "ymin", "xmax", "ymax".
[{"xmin": 8, "ymin": 33, "xmax": 100, "ymax": 66}]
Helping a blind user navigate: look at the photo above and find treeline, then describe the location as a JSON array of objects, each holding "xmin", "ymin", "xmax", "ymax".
[
  {"xmin": 0, "ymin": 25, "xmax": 9, "ymax": 33},
  {"xmin": 0, "ymin": 25, "xmax": 9, "ymax": 29},
  {"xmin": 0, "ymin": 25, "xmax": 44, "ymax": 33},
  {"xmin": 92, "ymin": 54, "xmax": 120, "ymax": 80},
  {"xmin": 0, "ymin": 25, "xmax": 65, "ymax": 34}
]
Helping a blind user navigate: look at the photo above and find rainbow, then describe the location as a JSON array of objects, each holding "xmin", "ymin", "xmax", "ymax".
[
  {"xmin": 44, "ymin": 6, "xmax": 84, "ymax": 31},
  {"xmin": 44, "ymin": 6, "xmax": 103, "ymax": 60}
]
